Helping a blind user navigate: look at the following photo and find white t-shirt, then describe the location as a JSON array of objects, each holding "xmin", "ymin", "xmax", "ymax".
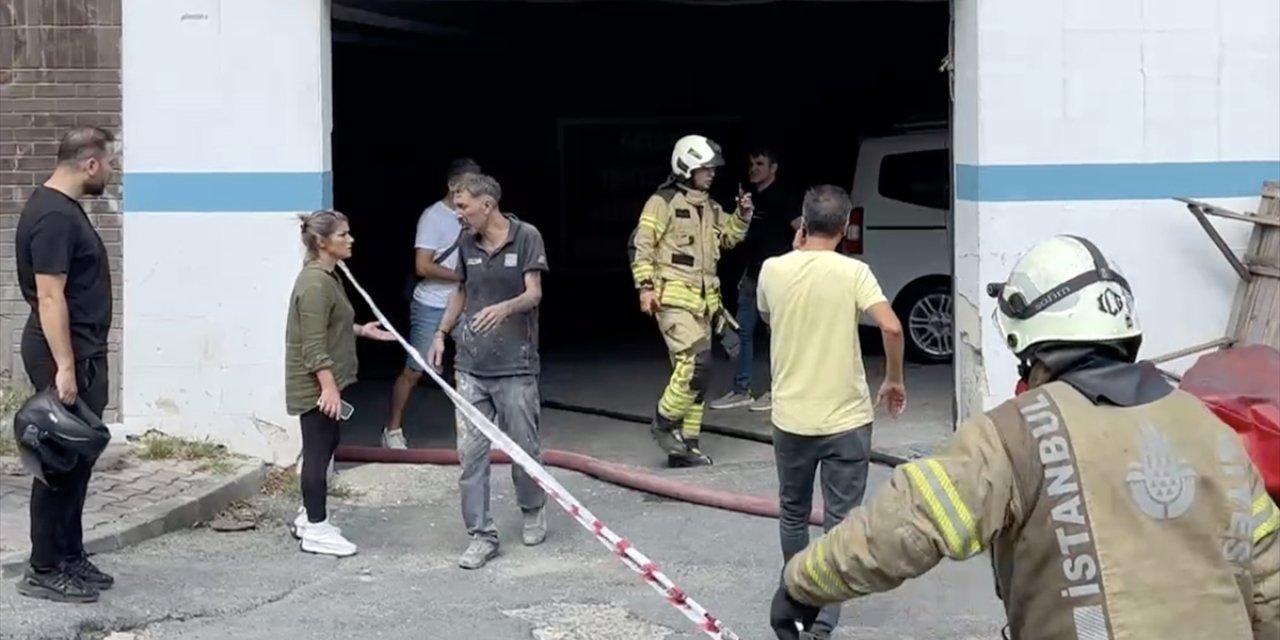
[{"xmin": 412, "ymin": 200, "xmax": 463, "ymax": 308}]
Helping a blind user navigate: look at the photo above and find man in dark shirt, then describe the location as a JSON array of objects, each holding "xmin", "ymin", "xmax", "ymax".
[
  {"xmin": 710, "ymin": 147, "xmax": 800, "ymax": 413},
  {"xmin": 426, "ymin": 173, "xmax": 550, "ymax": 571},
  {"xmin": 13, "ymin": 126, "xmax": 118, "ymax": 603}
]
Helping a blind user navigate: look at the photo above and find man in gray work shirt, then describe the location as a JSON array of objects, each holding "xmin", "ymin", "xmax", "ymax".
[{"xmin": 427, "ymin": 173, "xmax": 549, "ymax": 570}]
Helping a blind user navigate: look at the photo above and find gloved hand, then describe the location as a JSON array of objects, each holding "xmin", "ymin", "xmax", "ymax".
[
  {"xmin": 769, "ymin": 583, "xmax": 820, "ymax": 640},
  {"xmin": 720, "ymin": 329, "xmax": 741, "ymax": 360}
]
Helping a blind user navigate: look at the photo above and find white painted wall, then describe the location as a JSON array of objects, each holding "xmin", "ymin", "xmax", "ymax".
[
  {"xmin": 954, "ymin": 0, "xmax": 1280, "ymax": 416},
  {"xmin": 121, "ymin": 0, "xmax": 332, "ymax": 463}
]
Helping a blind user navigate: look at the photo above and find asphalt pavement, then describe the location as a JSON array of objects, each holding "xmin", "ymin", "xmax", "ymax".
[{"xmin": 0, "ymin": 435, "xmax": 1006, "ymax": 640}]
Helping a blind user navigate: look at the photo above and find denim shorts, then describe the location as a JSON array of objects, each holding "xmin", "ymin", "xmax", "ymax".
[{"xmin": 406, "ymin": 300, "xmax": 446, "ymax": 372}]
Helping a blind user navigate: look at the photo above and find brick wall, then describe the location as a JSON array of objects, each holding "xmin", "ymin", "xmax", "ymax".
[{"xmin": 0, "ymin": 0, "xmax": 123, "ymax": 421}]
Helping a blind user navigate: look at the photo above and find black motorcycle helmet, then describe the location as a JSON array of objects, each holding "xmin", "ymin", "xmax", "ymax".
[{"xmin": 12, "ymin": 388, "xmax": 112, "ymax": 485}]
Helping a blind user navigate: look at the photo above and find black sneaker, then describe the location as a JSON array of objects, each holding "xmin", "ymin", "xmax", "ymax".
[
  {"xmin": 15, "ymin": 566, "xmax": 99, "ymax": 603},
  {"xmin": 64, "ymin": 555, "xmax": 114, "ymax": 591}
]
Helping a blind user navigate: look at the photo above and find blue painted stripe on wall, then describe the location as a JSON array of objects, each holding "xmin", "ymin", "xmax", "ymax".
[
  {"xmin": 955, "ymin": 161, "xmax": 1280, "ymax": 202},
  {"xmin": 123, "ymin": 172, "xmax": 333, "ymax": 213}
]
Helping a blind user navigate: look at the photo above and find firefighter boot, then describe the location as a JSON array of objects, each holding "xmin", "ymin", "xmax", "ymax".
[
  {"xmin": 650, "ymin": 411, "xmax": 686, "ymax": 455},
  {"xmin": 668, "ymin": 438, "xmax": 713, "ymax": 468}
]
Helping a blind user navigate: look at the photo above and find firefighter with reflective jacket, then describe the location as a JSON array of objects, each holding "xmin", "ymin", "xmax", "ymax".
[
  {"xmin": 629, "ymin": 134, "xmax": 752, "ymax": 467},
  {"xmin": 770, "ymin": 234, "xmax": 1280, "ymax": 640}
]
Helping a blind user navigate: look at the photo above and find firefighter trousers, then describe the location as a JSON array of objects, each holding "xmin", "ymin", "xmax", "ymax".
[{"xmin": 654, "ymin": 308, "xmax": 713, "ymax": 440}]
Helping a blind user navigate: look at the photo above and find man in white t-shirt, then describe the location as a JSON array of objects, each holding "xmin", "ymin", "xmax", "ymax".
[{"xmin": 381, "ymin": 158, "xmax": 479, "ymax": 448}]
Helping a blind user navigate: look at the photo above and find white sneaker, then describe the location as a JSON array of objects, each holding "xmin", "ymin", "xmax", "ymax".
[
  {"xmin": 299, "ymin": 520, "xmax": 357, "ymax": 557},
  {"xmin": 290, "ymin": 507, "xmax": 342, "ymax": 540},
  {"xmin": 382, "ymin": 429, "xmax": 408, "ymax": 450}
]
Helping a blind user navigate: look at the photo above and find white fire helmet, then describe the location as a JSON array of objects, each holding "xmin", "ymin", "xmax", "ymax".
[
  {"xmin": 987, "ymin": 235, "xmax": 1142, "ymax": 358},
  {"xmin": 670, "ymin": 134, "xmax": 725, "ymax": 179}
]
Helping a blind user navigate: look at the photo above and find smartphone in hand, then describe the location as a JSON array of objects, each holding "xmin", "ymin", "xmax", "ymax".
[{"xmin": 339, "ymin": 400, "xmax": 355, "ymax": 421}]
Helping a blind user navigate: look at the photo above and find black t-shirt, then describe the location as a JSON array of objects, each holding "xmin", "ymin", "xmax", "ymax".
[
  {"xmin": 741, "ymin": 182, "xmax": 800, "ymax": 280},
  {"xmin": 15, "ymin": 186, "xmax": 113, "ymax": 359}
]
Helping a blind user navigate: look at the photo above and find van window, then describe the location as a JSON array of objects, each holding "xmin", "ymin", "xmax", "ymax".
[{"xmin": 877, "ymin": 149, "xmax": 950, "ymax": 210}]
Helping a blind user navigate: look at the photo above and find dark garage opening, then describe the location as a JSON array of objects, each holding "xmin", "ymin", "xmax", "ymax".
[{"xmin": 329, "ymin": 0, "xmax": 955, "ymax": 445}]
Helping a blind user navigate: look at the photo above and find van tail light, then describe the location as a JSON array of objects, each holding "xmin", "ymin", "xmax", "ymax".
[{"xmin": 843, "ymin": 206, "xmax": 864, "ymax": 254}]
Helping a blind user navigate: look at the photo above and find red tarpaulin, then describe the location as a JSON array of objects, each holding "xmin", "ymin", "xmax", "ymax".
[{"xmin": 1179, "ymin": 345, "xmax": 1280, "ymax": 502}]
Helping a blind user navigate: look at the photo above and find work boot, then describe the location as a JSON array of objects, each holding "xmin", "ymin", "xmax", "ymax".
[
  {"xmin": 381, "ymin": 428, "xmax": 408, "ymax": 450},
  {"xmin": 667, "ymin": 439, "xmax": 713, "ymax": 468},
  {"xmin": 522, "ymin": 508, "xmax": 548, "ymax": 546},
  {"xmin": 63, "ymin": 555, "xmax": 114, "ymax": 591},
  {"xmin": 15, "ymin": 566, "xmax": 98, "ymax": 603},
  {"xmin": 649, "ymin": 412, "xmax": 686, "ymax": 455},
  {"xmin": 459, "ymin": 538, "xmax": 499, "ymax": 570}
]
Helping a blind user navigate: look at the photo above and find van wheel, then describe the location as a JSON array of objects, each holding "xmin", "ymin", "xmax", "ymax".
[{"xmin": 893, "ymin": 279, "xmax": 953, "ymax": 365}]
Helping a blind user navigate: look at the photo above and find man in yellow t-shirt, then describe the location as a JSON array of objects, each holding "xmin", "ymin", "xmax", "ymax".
[{"xmin": 756, "ymin": 184, "xmax": 907, "ymax": 639}]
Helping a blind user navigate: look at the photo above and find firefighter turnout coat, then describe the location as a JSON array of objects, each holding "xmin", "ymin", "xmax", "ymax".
[
  {"xmin": 783, "ymin": 381, "xmax": 1280, "ymax": 639},
  {"xmin": 629, "ymin": 183, "xmax": 749, "ymax": 316}
]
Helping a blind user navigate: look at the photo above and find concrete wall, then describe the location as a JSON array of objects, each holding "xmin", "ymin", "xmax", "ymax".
[
  {"xmin": 953, "ymin": 0, "xmax": 1280, "ymax": 416},
  {"xmin": 0, "ymin": 0, "xmax": 123, "ymax": 420},
  {"xmin": 120, "ymin": 0, "xmax": 332, "ymax": 463}
]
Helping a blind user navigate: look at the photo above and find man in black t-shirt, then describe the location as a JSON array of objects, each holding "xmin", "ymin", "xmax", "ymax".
[
  {"xmin": 709, "ymin": 147, "xmax": 801, "ymax": 414},
  {"xmin": 13, "ymin": 127, "xmax": 117, "ymax": 603}
]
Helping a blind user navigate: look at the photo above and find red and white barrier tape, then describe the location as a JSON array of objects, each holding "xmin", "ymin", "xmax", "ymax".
[{"xmin": 337, "ymin": 262, "xmax": 741, "ymax": 640}]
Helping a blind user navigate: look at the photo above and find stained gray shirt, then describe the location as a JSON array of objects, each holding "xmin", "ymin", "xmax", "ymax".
[{"xmin": 451, "ymin": 214, "xmax": 549, "ymax": 377}]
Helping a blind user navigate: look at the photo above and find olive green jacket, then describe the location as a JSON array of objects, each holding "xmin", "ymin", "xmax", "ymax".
[{"xmin": 284, "ymin": 261, "xmax": 357, "ymax": 416}]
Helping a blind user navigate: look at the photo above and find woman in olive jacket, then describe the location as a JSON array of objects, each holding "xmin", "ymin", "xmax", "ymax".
[{"xmin": 284, "ymin": 209, "xmax": 393, "ymax": 557}]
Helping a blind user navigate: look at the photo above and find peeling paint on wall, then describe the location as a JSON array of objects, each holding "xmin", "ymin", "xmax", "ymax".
[{"xmin": 954, "ymin": 290, "xmax": 988, "ymax": 421}]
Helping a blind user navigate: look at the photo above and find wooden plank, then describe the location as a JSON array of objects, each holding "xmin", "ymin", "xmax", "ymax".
[{"xmin": 1227, "ymin": 181, "xmax": 1280, "ymax": 350}]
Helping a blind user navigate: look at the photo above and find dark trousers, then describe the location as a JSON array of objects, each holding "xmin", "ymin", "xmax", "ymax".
[
  {"xmin": 21, "ymin": 328, "xmax": 109, "ymax": 571},
  {"xmin": 299, "ymin": 408, "xmax": 342, "ymax": 523},
  {"xmin": 731, "ymin": 276, "xmax": 762, "ymax": 394},
  {"xmin": 774, "ymin": 424, "xmax": 874, "ymax": 633}
]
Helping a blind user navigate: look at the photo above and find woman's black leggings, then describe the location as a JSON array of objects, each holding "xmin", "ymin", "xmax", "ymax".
[{"xmin": 299, "ymin": 408, "xmax": 342, "ymax": 524}]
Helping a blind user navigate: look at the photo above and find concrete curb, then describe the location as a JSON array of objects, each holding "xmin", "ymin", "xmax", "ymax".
[{"xmin": 0, "ymin": 459, "xmax": 266, "ymax": 579}]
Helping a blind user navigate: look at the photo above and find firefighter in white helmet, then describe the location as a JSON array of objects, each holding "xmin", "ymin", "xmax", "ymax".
[
  {"xmin": 770, "ymin": 234, "xmax": 1280, "ymax": 640},
  {"xmin": 628, "ymin": 134, "xmax": 753, "ymax": 467}
]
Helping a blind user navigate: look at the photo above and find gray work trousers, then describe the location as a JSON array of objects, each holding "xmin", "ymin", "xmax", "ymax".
[
  {"xmin": 774, "ymin": 423, "xmax": 874, "ymax": 634},
  {"xmin": 455, "ymin": 371, "xmax": 546, "ymax": 542}
]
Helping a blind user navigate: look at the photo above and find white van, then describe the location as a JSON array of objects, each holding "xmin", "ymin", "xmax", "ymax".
[{"xmin": 845, "ymin": 127, "xmax": 952, "ymax": 364}]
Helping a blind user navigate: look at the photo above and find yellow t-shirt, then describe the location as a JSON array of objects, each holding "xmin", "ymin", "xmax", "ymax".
[{"xmin": 757, "ymin": 250, "xmax": 887, "ymax": 436}]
